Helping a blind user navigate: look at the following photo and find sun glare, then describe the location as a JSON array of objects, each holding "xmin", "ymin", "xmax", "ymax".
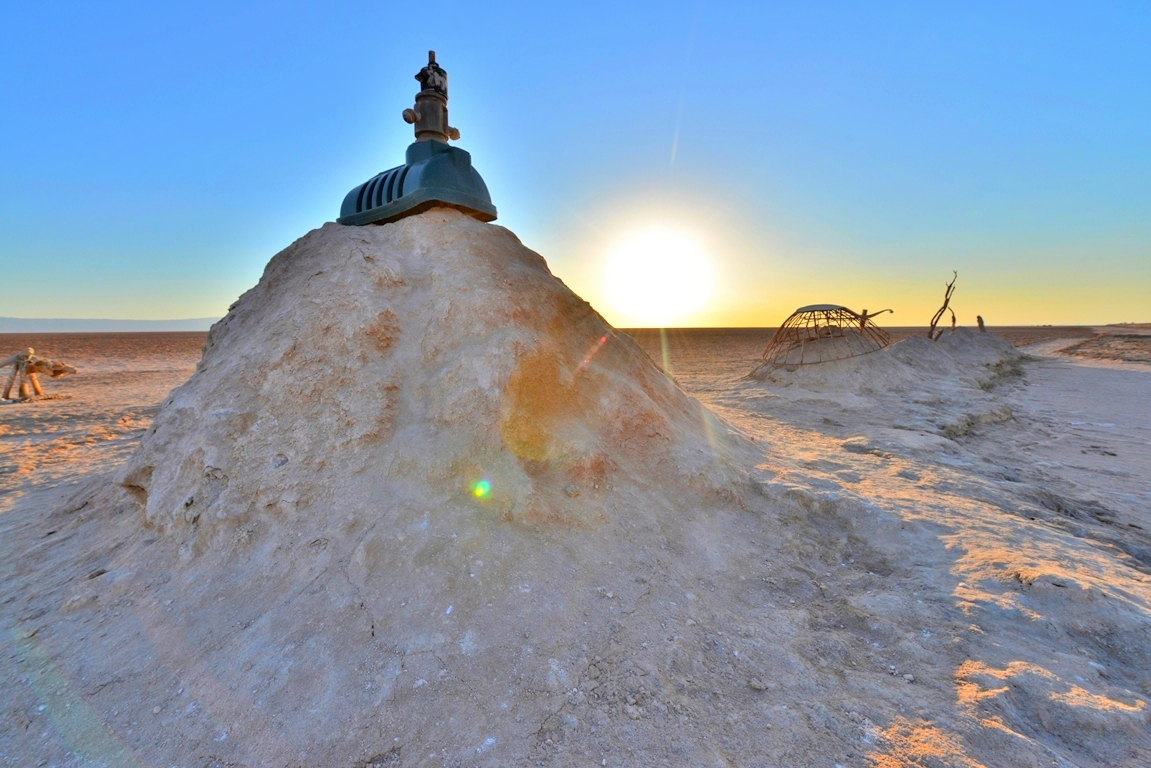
[{"xmin": 604, "ymin": 229, "xmax": 713, "ymax": 327}]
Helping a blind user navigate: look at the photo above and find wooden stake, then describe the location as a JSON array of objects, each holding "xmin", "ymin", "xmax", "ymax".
[{"xmin": 28, "ymin": 371, "xmax": 43, "ymax": 396}]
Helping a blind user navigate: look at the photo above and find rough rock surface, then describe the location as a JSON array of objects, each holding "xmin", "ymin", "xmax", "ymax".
[
  {"xmin": 104, "ymin": 209, "xmax": 788, "ymax": 765},
  {"xmin": 121, "ymin": 210, "xmax": 746, "ymax": 545}
]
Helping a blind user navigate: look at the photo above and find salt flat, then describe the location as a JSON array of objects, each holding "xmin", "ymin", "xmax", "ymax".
[{"xmin": 1, "ymin": 223, "xmax": 1148, "ymax": 767}]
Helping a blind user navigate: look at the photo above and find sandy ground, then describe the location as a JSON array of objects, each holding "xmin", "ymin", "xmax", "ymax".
[
  {"xmin": 1059, "ymin": 335, "xmax": 1151, "ymax": 365},
  {"xmin": 2, "ymin": 316, "xmax": 1150, "ymax": 767},
  {"xmin": 611, "ymin": 326, "xmax": 1151, "ymax": 766},
  {"xmin": 0, "ymin": 334, "xmax": 204, "ymax": 517}
]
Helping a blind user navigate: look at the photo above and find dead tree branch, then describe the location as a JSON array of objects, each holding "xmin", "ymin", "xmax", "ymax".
[{"xmin": 928, "ymin": 271, "xmax": 957, "ymax": 341}]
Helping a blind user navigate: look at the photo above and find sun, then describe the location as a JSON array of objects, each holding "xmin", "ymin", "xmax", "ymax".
[{"xmin": 604, "ymin": 229, "xmax": 713, "ymax": 327}]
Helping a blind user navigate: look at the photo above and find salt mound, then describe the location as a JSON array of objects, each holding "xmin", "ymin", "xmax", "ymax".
[
  {"xmin": 751, "ymin": 327, "xmax": 1021, "ymax": 392},
  {"xmin": 104, "ymin": 209, "xmax": 776, "ymax": 764},
  {"xmin": 766, "ymin": 327, "xmax": 884, "ymax": 366},
  {"xmin": 120, "ymin": 209, "xmax": 746, "ymax": 547}
]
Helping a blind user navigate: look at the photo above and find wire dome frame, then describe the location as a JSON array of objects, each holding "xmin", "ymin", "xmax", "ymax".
[{"xmin": 761, "ymin": 304, "xmax": 892, "ymax": 367}]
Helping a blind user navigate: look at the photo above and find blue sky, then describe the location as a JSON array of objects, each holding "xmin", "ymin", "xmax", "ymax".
[{"xmin": 2, "ymin": 1, "xmax": 1148, "ymax": 325}]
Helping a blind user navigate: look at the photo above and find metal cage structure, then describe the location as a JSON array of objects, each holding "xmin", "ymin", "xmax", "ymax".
[{"xmin": 761, "ymin": 304, "xmax": 891, "ymax": 367}]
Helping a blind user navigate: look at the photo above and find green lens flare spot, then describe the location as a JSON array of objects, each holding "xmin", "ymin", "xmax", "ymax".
[{"xmin": 471, "ymin": 480, "xmax": 491, "ymax": 499}]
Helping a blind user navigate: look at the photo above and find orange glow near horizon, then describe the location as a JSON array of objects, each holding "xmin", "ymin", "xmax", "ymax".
[{"xmin": 520, "ymin": 175, "xmax": 1151, "ymax": 330}]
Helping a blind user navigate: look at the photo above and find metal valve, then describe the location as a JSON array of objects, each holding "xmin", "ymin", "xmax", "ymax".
[{"xmin": 407, "ymin": 51, "xmax": 456, "ymax": 143}]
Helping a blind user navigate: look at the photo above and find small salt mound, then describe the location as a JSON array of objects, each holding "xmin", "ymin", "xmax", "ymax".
[
  {"xmin": 751, "ymin": 327, "xmax": 1020, "ymax": 392},
  {"xmin": 766, "ymin": 327, "xmax": 884, "ymax": 366},
  {"xmin": 119, "ymin": 208, "xmax": 747, "ymax": 546}
]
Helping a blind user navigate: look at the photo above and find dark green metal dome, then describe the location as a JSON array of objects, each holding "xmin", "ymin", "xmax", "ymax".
[{"xmin": 338, "ymin": 51, "xmax": 497, "ymax": 227}]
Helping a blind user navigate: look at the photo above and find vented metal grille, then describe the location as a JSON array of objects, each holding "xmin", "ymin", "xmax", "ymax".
[{"xmin": 353, "ymin": 165, "xmax": 409, "ymax": 214}]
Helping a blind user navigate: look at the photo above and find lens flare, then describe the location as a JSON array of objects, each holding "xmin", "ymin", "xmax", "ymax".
[
  {"xmin": 579, "ymin": 334, "xmax": 609, "ymax": 371},
  {"xmin": 471, "ymin": 479, "xmax": 491, "ymax": 499}
]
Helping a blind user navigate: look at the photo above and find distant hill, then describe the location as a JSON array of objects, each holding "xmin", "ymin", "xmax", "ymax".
[{"xmin": 0, "ymin": 317, "xmax": 218, "ymax": 333}]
